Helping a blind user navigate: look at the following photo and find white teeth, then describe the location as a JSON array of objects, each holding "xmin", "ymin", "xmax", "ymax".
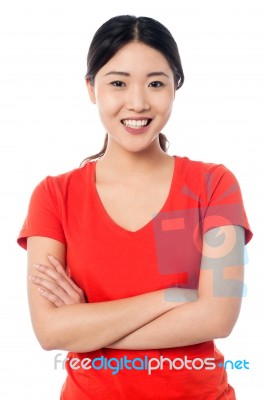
[{"xmin": 122, "ymin": 119, "xmax": 149, "ymax": 129}]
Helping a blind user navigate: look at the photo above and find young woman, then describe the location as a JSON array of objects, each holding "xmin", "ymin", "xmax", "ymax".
[{"xmin": 18, "ymin": 15, "xmax": 252, "ymax": 399}]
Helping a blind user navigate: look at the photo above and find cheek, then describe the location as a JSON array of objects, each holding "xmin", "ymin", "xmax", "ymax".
[
  {"xmin": 156, "ymin": 97, "xmax": 174, "ymax": 116},
  {"xmin": 98, "ymin": 94, "xmax": 123, "ymax": 118},
  {"xmin": 153, "ymin": 88, "xmax": 174, "ymax": 109},
  {"xmin": 97, "ymin": 98, "xmax": 123, "ymax": 131}
]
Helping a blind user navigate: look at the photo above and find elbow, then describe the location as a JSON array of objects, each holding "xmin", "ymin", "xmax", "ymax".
[
  {"xmin": 37, "ymin": 332, "xmax": 58, "ymax": 352},
  {"xmin": 214, "ymin": 317, "xmax": 238, "ymax": 339},
  {"xmin": 217, "ymin": 323, "xmax": 236, "ymax": 339},
  {"xmin": 39, "ymin": 334, "xmax": 58, "ymax": 351},
  {"xmin": 35, "ymin": 327, "xmax": 98, "ymax": 353},
  {"xmin": 33, "ymin": 323, "xmax": 59, "ymax": 351},
  {"xmin": 204, "ymin": 299, "xmax": 241, "ymax": 340},
  {"xmin": 40, "ymin": 341, "xmax": 54, "ymax": 352}
]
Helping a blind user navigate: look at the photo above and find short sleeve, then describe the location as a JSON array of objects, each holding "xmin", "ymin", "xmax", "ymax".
[
  {"xmin": 202, "ymin": 164, "xmax": 253, "ymax": 244},
  {"xmin": 17, "ymin": 177, "xmax": 67, "ymax": 250}
]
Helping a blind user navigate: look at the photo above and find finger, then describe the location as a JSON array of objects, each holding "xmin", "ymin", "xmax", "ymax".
[
  {"xmin": 48, "ymin": 257, "xmax": 76, "ymax": 287},
  {"xmin": 38, "ymin": 288, "xmax": 65, "ymax": 307},
  {"xmin": 29, "ymin": 275, "xmax": 72, "ymax": 304},
  {"xmin": 35, "ymin": 275, "xmax": 86, "ymax": 304},
  {"xmin": 31, "ymin": 265, "xmax": 84, "ymax": 304},
  {"xmin": 47, "ymin": 255, "xmax": 83, "ymax": 293},
  {"xmin": 34, "ymin": 263, "xmax": 79, "ymax": 298},
  {"xmin": 47, "ymin": 254, "xmax": 65, "ymax": 272}
]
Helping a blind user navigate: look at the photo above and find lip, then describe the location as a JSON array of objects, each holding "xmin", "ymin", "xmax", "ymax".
[
  {"xmin": 122, "ymin": 122, "xmax": 152, "ymax": 135},
  {"xmin": 121, "ymin": 117, "xmax": 152, "ymax": 135}
]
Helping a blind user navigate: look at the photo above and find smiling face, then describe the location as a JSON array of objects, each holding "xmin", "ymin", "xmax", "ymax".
[{"xmin": 86, "ymin": 41, "xmax": 176, "ymax": 154}]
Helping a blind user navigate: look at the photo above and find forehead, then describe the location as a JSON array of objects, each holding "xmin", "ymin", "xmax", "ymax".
[{"xmin": 98, "ymin": 41, "xmax": 173, "ymax": 76}]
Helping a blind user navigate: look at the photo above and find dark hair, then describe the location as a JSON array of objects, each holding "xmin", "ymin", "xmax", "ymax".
[{"xmin": 81, "ymin": 15, "xmax": 184, "ymax": 165}]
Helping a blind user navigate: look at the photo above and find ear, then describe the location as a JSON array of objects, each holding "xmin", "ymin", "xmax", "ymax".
[{"xmin": 86, "ymin": 79, "xmax": 96, "ymax": 104}]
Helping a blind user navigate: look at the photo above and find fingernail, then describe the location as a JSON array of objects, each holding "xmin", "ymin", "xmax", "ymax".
[
  {"xmin": 34, "ymin": 264, "xmax": 41, "ymax": 270},
  {"xmin": 29, "ymin": 275, "xmax": 36, "ymax": 280}
]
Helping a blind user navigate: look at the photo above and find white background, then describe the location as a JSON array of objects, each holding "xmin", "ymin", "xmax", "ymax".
[{"xmin": 0, "ymin": 0, "xmax": 265, "ymax": 398}]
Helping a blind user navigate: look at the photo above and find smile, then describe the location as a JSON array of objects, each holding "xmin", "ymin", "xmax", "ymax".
[{"xmin": 121, "ymin": 119, "xmax": 152, "ymax": 129}]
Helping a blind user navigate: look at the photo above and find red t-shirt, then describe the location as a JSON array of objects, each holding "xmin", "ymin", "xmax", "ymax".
[{"xmin": 18, "ymin": 155, "xmax": 252, "ymax": 399}]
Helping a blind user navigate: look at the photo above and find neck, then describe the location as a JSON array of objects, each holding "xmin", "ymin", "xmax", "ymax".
[{"xmin": 97, "ymin": 135, "xmax": 171, "ymax": 176}]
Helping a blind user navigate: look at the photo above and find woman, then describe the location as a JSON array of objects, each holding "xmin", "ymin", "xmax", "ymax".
[{"xmin": 18, "ymin": 15, "xmax": 252, "ymax": 399}]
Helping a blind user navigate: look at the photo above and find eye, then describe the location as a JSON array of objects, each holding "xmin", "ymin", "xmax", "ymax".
[
  {"xmin": 110, "ymin": 81, "xmax": 126, "ymax": 87},
  {"xmin": 148, "ymin": 81, "xmax": 164, "ymax": 88}
]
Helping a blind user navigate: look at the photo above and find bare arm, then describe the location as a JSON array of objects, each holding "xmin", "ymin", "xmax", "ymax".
[
  {"xmin": 27, "ymin": 236, "xmax": 196, "ymax": 353},
  {"xmin": 107, "ymin": 225, "xmax": 245, "ymax": 349}
]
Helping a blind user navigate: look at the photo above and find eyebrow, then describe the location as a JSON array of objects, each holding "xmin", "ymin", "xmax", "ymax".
[{"xmin": 105, "ymin": 71, "xmax": 170, "ymax": 78}]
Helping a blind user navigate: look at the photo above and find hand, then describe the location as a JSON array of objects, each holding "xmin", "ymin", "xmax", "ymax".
[{"xmin": 29, "ymin": 254, "xmax": 86, "ymax": 307}]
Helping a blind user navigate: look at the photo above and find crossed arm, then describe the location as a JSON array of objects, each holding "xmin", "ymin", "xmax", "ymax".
[{"xmin": 27, "ymin": 225, "xmax": 245, "ymax": 353}]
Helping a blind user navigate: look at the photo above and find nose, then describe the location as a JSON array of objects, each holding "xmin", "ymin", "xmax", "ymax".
[{"xmin": 125, "ymin": 85, "xmax": 151, "ymax": 112}]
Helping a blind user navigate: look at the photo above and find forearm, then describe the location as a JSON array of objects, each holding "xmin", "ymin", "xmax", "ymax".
[
  {"xmin": 40, "ymin": 287, "xmax": 189, "ymax": 352},
  {"xmin": 107, "ymin": 232, "xmax": 245, "ymax": 351},
  {"xmin": 27, "ymin": 238, "xmax": 197, "ymax": 353},
  {"xmin": 107, "ymin": 296, "xmax": 241, "ymax": 350}
]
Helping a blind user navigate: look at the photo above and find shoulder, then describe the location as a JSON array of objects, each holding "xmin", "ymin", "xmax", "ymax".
[
  {"xmin": 175, "ymin": 155, "xmax": 238, "ymax": 191},
  {"xmin": 176, "ymin": 155, "xmax": 230, "ymax": 175},
  {"xmin": 34, "ymin": 161, "xmax": 94, "ymax": 195},
  {"xmin": 173, "ymin": 155, "xmax": 253, "ymax": 243}
]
